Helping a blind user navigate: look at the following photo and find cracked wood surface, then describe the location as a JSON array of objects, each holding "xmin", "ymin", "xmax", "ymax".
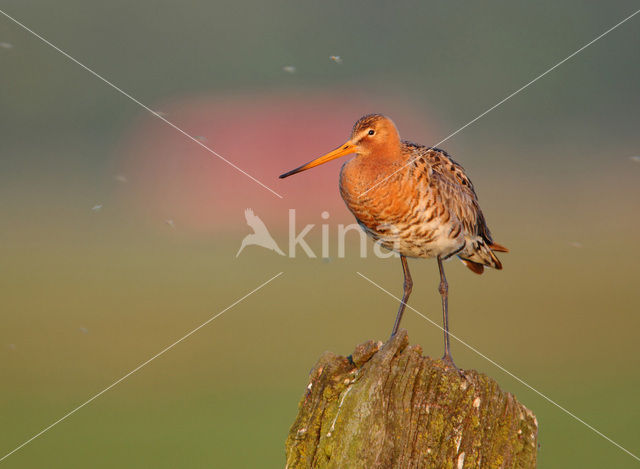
[{"xmin": 285, "ymin": 331, "xmax": 538, "ymax": 469}]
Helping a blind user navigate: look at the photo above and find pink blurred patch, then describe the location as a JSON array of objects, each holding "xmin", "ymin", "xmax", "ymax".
[{"xmin": 116, "ymin": 90, "xmax": 439, "ymax": 235}]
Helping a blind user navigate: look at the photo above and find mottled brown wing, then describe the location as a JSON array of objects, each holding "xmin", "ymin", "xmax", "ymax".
[{"xmin": 421, "ymin": 148, "xmax": 494, "ymax": 243}]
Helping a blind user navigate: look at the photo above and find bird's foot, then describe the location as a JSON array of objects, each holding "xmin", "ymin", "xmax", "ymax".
[{"xmin": 441, "ymin": 354, "xmax": 463, "ymax": 375}]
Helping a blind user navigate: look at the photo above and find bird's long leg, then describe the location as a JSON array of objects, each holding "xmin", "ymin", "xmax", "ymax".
[
  {"xmin": 390, "ymin": 255, "xmax": 412, "ymax": 338},
  {"xmin": 437, "ymin": 256, "xmax": 456, "ymax": 368}
]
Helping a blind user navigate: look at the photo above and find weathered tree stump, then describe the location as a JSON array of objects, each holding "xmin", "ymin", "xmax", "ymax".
[{"xmin": 285, "ymin": 330, "xmax": 537, "ymax": 469}]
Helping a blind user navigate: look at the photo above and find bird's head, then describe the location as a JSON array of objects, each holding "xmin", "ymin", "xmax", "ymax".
[{"xmin": 279, "ymin": 114, "xmax": 400, "ymax": 179}]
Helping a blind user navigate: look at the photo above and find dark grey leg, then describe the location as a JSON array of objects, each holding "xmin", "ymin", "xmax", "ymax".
[{"xmin": 390, "ymin": 255, "xmax": 412, "ymax": 338}]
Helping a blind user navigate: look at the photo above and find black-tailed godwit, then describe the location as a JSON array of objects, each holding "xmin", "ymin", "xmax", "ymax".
[{"xmin": 280, "ymin": 114, "xmax": 507, "ymax": 368}]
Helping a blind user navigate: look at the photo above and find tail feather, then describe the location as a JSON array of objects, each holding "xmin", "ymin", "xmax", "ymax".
[
  {"xmin": 460, "ymin": 258, "xmax": 484, "ymax": 274},
  {"xmin": 488, "ymin": 250, "xmax": 503, "ymax": 270},
  {"xmin": 489, "ymin": 242, "xmax": 509, "ymax": 253},
  {"xmin": 458, "ymin": 238, "xmax": 507, "ymax": 273}
]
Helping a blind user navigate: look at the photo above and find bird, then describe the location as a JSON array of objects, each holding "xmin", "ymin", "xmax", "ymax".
[
  {"xmin": 236, "ymin": 208, "xmax": 285, "ymax": 258},
  {"xmin": 279, "ymin": 114, "xmax": 507, "ymax": 368}
]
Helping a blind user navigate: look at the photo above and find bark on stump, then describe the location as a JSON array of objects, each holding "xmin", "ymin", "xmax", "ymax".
[{"xmin": 285, "ymin": 330, "xmax": 538, "ymax": 469}]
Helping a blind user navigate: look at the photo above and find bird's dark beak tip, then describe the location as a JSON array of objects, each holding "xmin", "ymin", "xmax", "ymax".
[{"xmin": 279, "ymin": 170, "xmax": 298, "ymax": 179}]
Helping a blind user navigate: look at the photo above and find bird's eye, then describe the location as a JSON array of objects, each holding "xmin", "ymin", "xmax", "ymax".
[{"xmin": 368, "ymin": 129, "xmax": 375, "ymax": 135}]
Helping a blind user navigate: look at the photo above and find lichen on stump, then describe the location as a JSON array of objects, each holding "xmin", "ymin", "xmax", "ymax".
[{"xmin": 285, "ymin": 330, "xmax": 538, "ymax": 469}]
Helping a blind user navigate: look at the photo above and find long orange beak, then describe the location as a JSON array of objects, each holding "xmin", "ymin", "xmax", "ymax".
[{"xmin": 279, "ymin": 141, "xmax": 356, "ymax": 179}]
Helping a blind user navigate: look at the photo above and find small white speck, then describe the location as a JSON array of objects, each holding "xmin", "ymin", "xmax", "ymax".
[
  {"xmin": 79, "ymin": 327, "xmax": 89, "ymax": 334},
  {"xmin": 0, "ymin": 42, "xmax": 13, "ymax": 49},
  {"xmin": 115, "ymin": 174, "xmax": 128, "ymax": 183},
  {"xmin": 91, "ymin": 204, "xmax": 103, "ymax": 212},
  {"xmin": 454, "ymin": 430, "xmax": 463, "ymax": 452},
  {"xmin": 326, "ymin": 432, "xmax": 332, "ymax": 437},
  {"xmin": 569, "ymin": 241, "xmax": 583, "ymax": 248},
  {"xmin": 283, "ymin": 65, "xmax": 296, "ymax": 74},
  {"xmin": 629, "ymin": 156, "xmax": 640, "ymax": 163},
  {"xmin": 329, "ymin": 55, "xmax": 342, "ymax": 64},
  {"xmin": 473, "ymin": 397, "xmax": 481, "ymax": 408},
  {"xmin": 165, "ymin": 219, "xmax": 175, "ymax": 229},
  {"xmin": 307, "ymin": 382, "xmax": 313, "ymax": 390},
  {"xmin": 427, "ymin": 448, "xmax": 432, "ymax": 454}
]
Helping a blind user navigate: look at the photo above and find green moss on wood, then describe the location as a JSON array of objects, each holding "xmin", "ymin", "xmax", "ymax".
[{"xmin": 285, "ymin": 331, "xmax": 538, "ymax": 469}]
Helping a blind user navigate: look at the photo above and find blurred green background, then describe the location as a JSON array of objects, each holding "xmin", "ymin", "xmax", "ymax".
[{"xmin": 1, "ymin": 1, "xmax": 639, "ymax": 467}]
